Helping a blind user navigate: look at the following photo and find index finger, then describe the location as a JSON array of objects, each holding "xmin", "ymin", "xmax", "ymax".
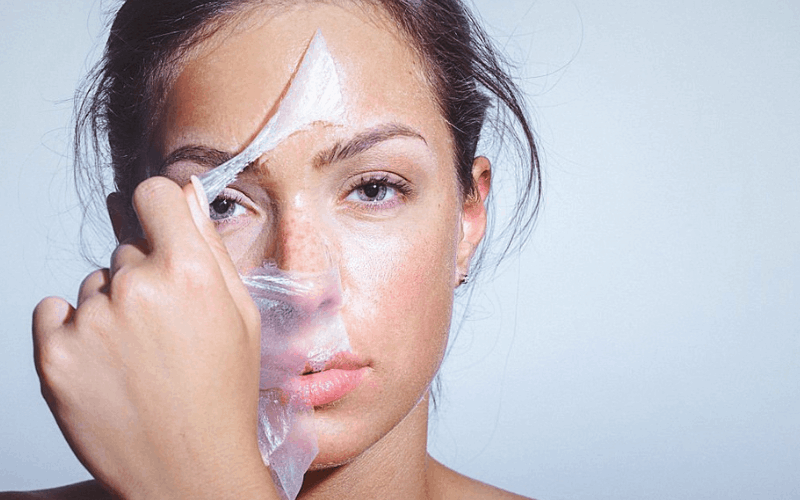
[{"xmin": 130, "ymin": 176, "xmax": 209, "ymax": 260}]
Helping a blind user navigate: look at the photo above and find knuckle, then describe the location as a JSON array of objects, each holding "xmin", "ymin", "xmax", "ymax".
[
  {"xmin": 89, "ymin": 268, "xmax": 108, "ymax": 283},
  {"xmin": 108, "ymin": 266, "xmax": 134, "ymax": 298},
  {"xmin": 79, "ymin": 269, "xmax": 108, "ymax": 293},
  {"xmin": 32, "ymin": 296, "xmax": 72, "ymax": 335},
  {"xmin": 109, "ymin": 246, "xmax": 126, "ymax": 276},
  {"xmin": 73, "ymin": 294, "xmax": 112, "ymax": 332},
  {"xmin": 132, "ymin": 176, "xmax": 180, "ymax": 213},
  {"xmin": 110, "ymin": 242, "xmax": 128, "ymax": 264},
  {"xmin": 110, "ymin": 241, "xmax": 144, "ymax": 275},
  {"xmin": 32, "ymin": 296, "xmax": 59, "ymax": 327},
  {"xmin": 109, "ymin": 266, "xmax": 152, "ymax": 305}
]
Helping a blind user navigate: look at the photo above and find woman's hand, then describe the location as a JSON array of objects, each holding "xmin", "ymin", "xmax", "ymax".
[{"xmin": 32, "ymin": 177, "xmax": 277, "ymax": 500}]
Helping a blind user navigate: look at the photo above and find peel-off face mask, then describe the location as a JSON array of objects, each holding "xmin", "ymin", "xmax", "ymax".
[
  {"xmin": 193, "ymin": 31, "xmax": 350, "ymax": 500},
  {"xmin": 198, "ymin": 30, "xmax": 345, "ymax": 201},
  {"xmin": 246, "ymin": 263, "xmax": 349, "ymax": 500}
]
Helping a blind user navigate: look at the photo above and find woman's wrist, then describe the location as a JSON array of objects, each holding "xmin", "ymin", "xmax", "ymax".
[{"xmin": 125, "ymin": 451, "xmax": 278, "ymax": 500}]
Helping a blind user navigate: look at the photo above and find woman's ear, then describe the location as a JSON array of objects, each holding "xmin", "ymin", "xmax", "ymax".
[
  {"xmin": 455, "ymin": 156, "xmax": 491, "ymax": 286},
  {"xmin": 107, "ymin": 192, "xmax": 140, "ymax": 243}
]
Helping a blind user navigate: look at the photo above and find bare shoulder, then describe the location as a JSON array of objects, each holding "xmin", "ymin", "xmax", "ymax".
[
  {"xmin": 0, "ymin": 481, "xmax": 112, "ymax": 500},
  {"xmin": 427, "ymin": 456, "xmax": 534, "ymax": 500}
]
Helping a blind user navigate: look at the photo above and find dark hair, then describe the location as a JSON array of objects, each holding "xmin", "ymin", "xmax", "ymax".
[{"xmin": 75, "ymin": 0, "xmax": 541, "ymax": 278}]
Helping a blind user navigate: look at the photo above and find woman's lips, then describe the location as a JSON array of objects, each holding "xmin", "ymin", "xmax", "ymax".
[
  {"xmin": 291, "ymin": 367, "xmax": 368, "ymax": 407},
  {"xmin": 288, "ymin": 352, "xmax": 368, "ymax": 407}
]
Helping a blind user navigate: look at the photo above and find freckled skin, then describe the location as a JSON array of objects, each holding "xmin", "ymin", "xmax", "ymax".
[{"xmin": 157, "ymin": 3, "xmax": 463, "ymax": 472}]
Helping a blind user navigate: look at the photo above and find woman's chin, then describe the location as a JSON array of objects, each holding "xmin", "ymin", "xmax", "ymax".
[
  {"xmin": 307, "ymin": 413, "xmax": 377, "ymax": 470},
  {"xmin": 307, "ymin": 389, "xmax": 430, "ymax": 472}
]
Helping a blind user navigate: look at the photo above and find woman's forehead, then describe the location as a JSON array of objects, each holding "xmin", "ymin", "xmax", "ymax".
[{"xmin": 154, "ymin": 2, "xmax": 448, "ymax": 160}]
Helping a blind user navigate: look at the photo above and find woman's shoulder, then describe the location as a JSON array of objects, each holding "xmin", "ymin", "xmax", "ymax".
[
  {"xmin": 1, "ymin": 464, "xmax": 534, "ymax": 500},
  {"xmin": 427, "ymin": 456, "xmax": 534, "ymax": 500},
  {"xmin": 0, "ymin": 481, "xmax": 111, "ymax": 500}
]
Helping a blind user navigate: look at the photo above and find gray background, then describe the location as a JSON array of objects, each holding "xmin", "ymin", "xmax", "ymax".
[{"xmin": 2, "ymin": 1, "xmax": 798, "ymax": 498}]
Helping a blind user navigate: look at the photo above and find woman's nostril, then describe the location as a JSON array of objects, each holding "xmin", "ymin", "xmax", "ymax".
[
  {"xmin": 303, "ymin": 285, "xmax": 342, "ymax": 315},
  {"xmin": 319, "ymin": 297, "xmax": 337, "ymax": 312}
]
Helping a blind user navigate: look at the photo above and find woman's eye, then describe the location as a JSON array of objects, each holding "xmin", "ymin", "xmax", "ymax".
[
  {"xmin": 344, "ymin": 174, "xmax": 411, "ymax": 208},
  {"xmin": 348, "ymin": 182, "xmax": 396, "ymax": 203},
  {"xmin": 209, "ymin": 194, "xmax": 247, "ymax": 221}
]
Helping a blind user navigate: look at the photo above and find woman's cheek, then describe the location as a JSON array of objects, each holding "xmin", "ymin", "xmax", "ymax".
[
  {"xmin": 340, "ymin": 222, "xmax": 455, "ymax": 369},
  {"xmin": 215, "ymin": 204, "xmax": 458, "ymax": 377},
  {"xmin": 217, "ymin": 217, "xmax": 275, "ymax": 274}
]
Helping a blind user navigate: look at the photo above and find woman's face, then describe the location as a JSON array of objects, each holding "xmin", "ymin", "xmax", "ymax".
[{"xmin": 149, "ymin": 2, "xmax": 484, "ymax": 467}]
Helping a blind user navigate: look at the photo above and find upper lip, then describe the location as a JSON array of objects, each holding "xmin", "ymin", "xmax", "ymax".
[{"xmin": 300, "ymin": 351, "xmax": 367, "ymax": 375}]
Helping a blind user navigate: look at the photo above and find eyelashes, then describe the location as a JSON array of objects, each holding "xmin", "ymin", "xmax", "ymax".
[
  {"xmin": 343, "ymin": 172, "xmax": 414, "ymax": 210},
  {"xmin": 208, "ymin": 188, "xmax": 249, "ymax": 223}
]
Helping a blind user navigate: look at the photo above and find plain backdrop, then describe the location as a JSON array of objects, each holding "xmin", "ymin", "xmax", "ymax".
[{"xmin": 1, "ymin": 1, "xmax": 798, "ymax": 498}]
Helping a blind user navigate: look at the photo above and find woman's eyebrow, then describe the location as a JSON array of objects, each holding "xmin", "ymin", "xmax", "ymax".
[
  {"xmin": 159, "ymin": 123, "xmax": 425, "ymax": 174},
  {"xmin": 159, "ymin": 145, "xmax": 234, "ymax": 174},
  {"xmin": 312, "ymin": 123, "xmax": 427, "ymax": 168}
]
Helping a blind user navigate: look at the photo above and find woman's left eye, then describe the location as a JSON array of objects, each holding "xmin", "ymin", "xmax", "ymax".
[
  {"xmin": 347, "ymin": 182, "xmax": 396, "ymax": 203},
  {"xmin": 344, "ymin": 174, "xmax": 410, "ymax": 208}
]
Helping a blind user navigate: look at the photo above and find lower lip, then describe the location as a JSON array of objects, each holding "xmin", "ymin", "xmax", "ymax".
[{"xmin": 290, "ymin": 367, "xmax": 368, "ymax": 407}]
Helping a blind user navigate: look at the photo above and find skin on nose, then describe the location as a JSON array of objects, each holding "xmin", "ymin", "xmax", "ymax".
[
  {"xmin": 271, "ymin": 199, "xmax": 343, "ymax": 317},
  {"xmin": 273, "ymin": 195, "xmax": 330, "ymax": 273}
]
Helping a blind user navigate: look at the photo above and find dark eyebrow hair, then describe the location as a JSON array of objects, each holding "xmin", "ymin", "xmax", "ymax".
[
  {"xmin": 158, "ymin": 145, "xmax": 234, "ymax": 174},
  {"xmin": 159, "ymin": 123, "xmax": 426, "ymax": 174},
  {"xmin": 312, "ymin": 123, "xmax": 427, "ymax": 169}
]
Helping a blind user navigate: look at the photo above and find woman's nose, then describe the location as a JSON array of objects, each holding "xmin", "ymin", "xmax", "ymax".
[
  {"xmin": 272, "ymin": 203, "xmax": 329, "ymax": 274},
  {"xmin": 271, "ymin": 204, "xmax": 342, "ymax": 315}
]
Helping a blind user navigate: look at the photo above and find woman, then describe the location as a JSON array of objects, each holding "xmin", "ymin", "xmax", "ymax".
[{"xmin": 10, "ymin": 0, "xmax": 540, "ymax": 498}]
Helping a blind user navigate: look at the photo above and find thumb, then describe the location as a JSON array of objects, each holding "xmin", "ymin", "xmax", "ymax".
[{"xmin": 184, "ymin": 176, "xmax": 258, "ymax": 324}]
